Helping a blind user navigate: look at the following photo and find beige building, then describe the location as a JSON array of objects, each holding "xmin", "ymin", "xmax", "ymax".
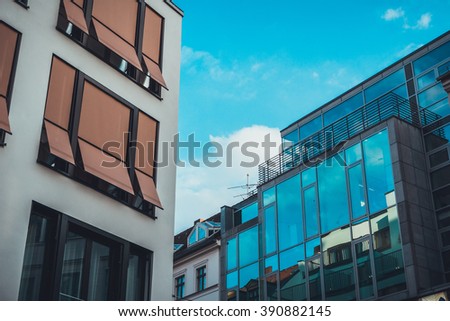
[{"xmin": 0, "ymin": 0, "xmax": 182, "ymax": 300}]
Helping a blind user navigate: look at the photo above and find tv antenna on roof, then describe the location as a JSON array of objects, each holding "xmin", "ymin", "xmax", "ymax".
[{"xmin": 228, "ymin": 174, "xmax": 257, "ymax": 200}]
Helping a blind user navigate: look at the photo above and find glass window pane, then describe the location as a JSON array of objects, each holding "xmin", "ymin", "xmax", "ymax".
[
  {"xmin": 437, "ymin": 208, "xmax": 450, "ymax": 229},
  {"xmin": 300, "ymin": 116, "xmax": 322, "ymax": 140},
  {"xmin": 264, "ymin": 206, "xmax": 277, "ymax": 255},
  {"xmin": 417, "ymin": 70, "xmax": 436, "ymax": 90},
  {"xmin": 370, "ymin": 206, "xmax": 406, "ymax": 296},
  {"xmin": 364, "ymin": 69, "xmax": 405, "ymax": 103},
  {"xmin": 318, "ymin": 153, "xmax": 350, "ymax": 234},
  {"xmin": 392, "ymin": 84, "xmax": 408, "ymax": 99},
  {"xmin": 429, "ymin": 149, "xmax": 449, "ymax": 168},
  {"xmin": 434, "ymin": 185, "xmax": 450, "ymax": 210},
  {"xmin": 126, "ymin": 254, "xmax": 141, "ymax": 300},
  {"xmin": 227, "ymin": 271, "xmax": 238, "ymax": 289},
  {"xmin": 188, "ymin": 230, "xmax": 197, "ymax": 245},
  {"xmin": 241, "ymin": 202, "xmax": 258, "ymax": 223},
  {"xmin": 424, "ymin": 99, "xmax": 450, "ymax": 120},
  {"xmin": 279, "ymin": 245, "xmax": 307, "ymax": 301},
  {"xmin": 263, "ymin": 187, "xmax": 276, "ymax": 207},
  {"xmin": 355, "ymin": 239, "xmax": 375, "ymax": 299},
  {"xmin": 87, "ymin": 241, "xmax": 111, "ymax": 300},
  {"xmin": 362, "ymin": 129, "xmax": 395, "ymax": 214},
  {"xmin": 425, "ymin": 124, "xmax": 450, "ymax": 152},
  {"xmin": 19, "ymin": 214, "xmax": 56, "ymax": 300},
  {"xmin": 418, "ymin": 83, "xmax": 447, "ymax": 108},
  {"xmin": 431, "ymin": 165, "xmax": 450, "ymax": 190},
  {"xmin": 304, "ymin": 186, "xmax": 319, "ymax": 238},
  {"xmin": 438, "ymin": 61, "xmax": 450, "ymax": 76},
  {"xmin": 345, "ymin": 143, "xmax": 362, "ymax": 165},
  {"xmin": 265, "ymin": 255, "xmax": 279, "ymax": 274},
  {"xmin": 352, "ymin": 218, "xmax": 370, "ymax": 240},
  {"xmin": 301, "ymin": 166, "xmax": 316, "ymax": 187},
  {"xmin": 324, "ymin": 92, "xmax": 363, "ymax": 126},
  {"xmin": 198, "ymin": 227, "xmax": 206, "ymax": 241},
  {"xmin": 349, "ymin": 164, "xmax": 367, "ymax": 219},
  {"xmin": 306, "ymin": 238, "xmax": 321, "ymax": 258},
  {"xmin": 307, "ymin": 257, "xmax": 322, "ymax": 300},
  {"xmin": 413, "ymin": 41, "xmax": 450, "ymax": 75},
  {"xmin": 239, "ymin": 226, "xmax": 259, "ymax": 266},
  {"xmin": 60, "ymin": 232, "xmax": 86, "ymax": 301},
  {"xmin": 277, "ymin": 175, "xmax": 303, "ymax": 251},
  {"xmin": 282, "ymin": 129, "xmax": 299, "ymax": 150},
  {"xmin": 239, "ymin": 262, "xmax": 259, "ymax": 301},
  {"xmin": 227, "ymin": 238, "xmax": 237, "ymax": 271},
  {"xmin": 321, "ymin": 227, "xmax": 355, "ymax": 300}
]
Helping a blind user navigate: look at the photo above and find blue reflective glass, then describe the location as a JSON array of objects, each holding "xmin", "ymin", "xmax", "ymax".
[
  {"xmin": 301, "ymin": 167, "xmax": 316, "ymax": 187},
  {"xmin": 364, "ymin": 69, "xmax": 405, "ymax": 103},
  {"xmin": 263, "ymin": 187, "xmax": 276, "ymax": 207},
  {"xmin": 279, "ymin": 245, "xmax": 307, "ymax": 300},
  {"xmin": 370, "ymin": 206, "xmax": 406, "ymax": 296},
  {"xmin": 304, "ymin": 186, "xmax": 318, "ymax": 238},
  {"xmin": 348, "ymin": 164, "xmax": 367, "ymax": 219},
  {"xmin": 306, "ymin": 238, "xmax": 320, "ymax": 258},
  {"xmin": 324, "ymin": 92, "xmax": 363, "ymax": 126},
  {"xmin": 352, "ymin": 218, "xmax": 370, "ymax": 240},
  {"xmin": 282, "ymin": 129, "xmax": 299, "ymax": 150},
  {"xmin": 418, "ymin": 83, "xmax": 447, "ymax": 108},
  {"xmin": 438, "ymin": 61, "xmax": 450, "ymax": 76},
  {"xmin": 425, "ymin": 124, "xmax": 450, "ymax": 152},
  {"xmin": 239, "ymin": 262, "xmax": 259, "ymax": 288},
  {"xmin": 188, "ymin": 231, "xmax": 197, "ymax": 245},
  {"xmin": 264, "ymin": 206, "xmax": 277, "ymax": 255},
  {"xmin": 239, "ymin": 226, "xmax": 259, "ymax": 267},
  {"xmin": 241, "ymin": 202, "xmax": 258, "ymax": 224},
  {"xmin": 265, "ymin": 255, "xmax": 279, "ymax": 274},
  {"xmin": 318, "ymin": 153, "xmax": 350, "ymax": 234},
  {"xmin": 227, "ymin": 238, "xmax": 237, "ymax": 271},
  {"xmin": 300, "ymin": 116, "xmax": 322, "ymax": 140},
  {"xmin": 392, "ymin": 84, "xmax": 408, "ymax": 99},
  {"xmin": 424, "ymin": 99, "xmax": 450, "ymax": 121},
  {"xmin": 417, "ymin": 70, "xmax": 436, "ymax": 90},
  {"xmin": 413, "ymin": 41, "xmax": 450, "ymax": 75},
  {"xmin": 362, "ymin": 129, "xmax": 395, "ymax": 214},
  {"xmin": 277, "ymin": 175, "xmax": 303, "ymax": 251},
  {"xmin": 345, "ymin": 143, "xmax": 362, "ymax": 165},
  {"xmin": 227, "ymin": 271, "xmax": 238, "ymax": 289},
  {"xmin": 198, "ymin": 227, "xmax": 206, "ymax": 240}
]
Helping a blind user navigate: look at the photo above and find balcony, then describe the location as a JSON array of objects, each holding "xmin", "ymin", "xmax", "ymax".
[{"xmin": 258, "ymin": 92, "xmax": 424, "ymax": 185}]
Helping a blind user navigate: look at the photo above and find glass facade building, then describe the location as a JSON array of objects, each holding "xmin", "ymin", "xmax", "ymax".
[{"xmin": 221, "ymin": 31, "xmax": 450, "ymax": 301}]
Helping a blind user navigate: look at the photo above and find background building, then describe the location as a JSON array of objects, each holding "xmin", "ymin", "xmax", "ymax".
[
  {"xmin": 221, "ymin": 31, "xmax": 450, "ymax": 301},
  {"xmin": 173, "ymin": 214, "xmax": 221, "ymax": 301},
  {"xmin": 0, "ymin": 0, "xmax": 182, "ymax": 300}
]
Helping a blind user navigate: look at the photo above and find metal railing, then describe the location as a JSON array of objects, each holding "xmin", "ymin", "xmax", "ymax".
[{"xmin": 258, "ymin": 92, "xmax": 422, "ymax": 185}]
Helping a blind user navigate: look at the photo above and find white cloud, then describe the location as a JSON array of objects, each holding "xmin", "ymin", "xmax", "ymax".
[
  {"xmin": 381, "ymin": 8, "xmax": 405, "ymax": 21},
  {"xmin": 416, "ymin": 13, "xmax": 432, "ymax": 29},
  {"xmin": 174, "ymin": 125, "xmax": 281, "ymax": 232}
]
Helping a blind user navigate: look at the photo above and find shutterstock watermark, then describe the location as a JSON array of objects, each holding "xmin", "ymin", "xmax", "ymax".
[{"xmin": 101, "ymin": 132, "xmax": 347, "ymax": 169}]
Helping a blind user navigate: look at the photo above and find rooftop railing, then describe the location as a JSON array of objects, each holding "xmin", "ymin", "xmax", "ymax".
[{"xmin": 258, "ymin": 92, "xmax": 424, "ymax": 185}]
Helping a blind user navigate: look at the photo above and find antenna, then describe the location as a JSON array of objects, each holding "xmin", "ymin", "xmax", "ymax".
[{"xmin": 228, "ymin": 174, "xmax": 257, "ymax": 200}]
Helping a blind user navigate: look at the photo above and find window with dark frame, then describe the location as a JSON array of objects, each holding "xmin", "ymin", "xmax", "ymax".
[
  {"xmin": 175, "ymin": 275, "xmax": 185, "ymax": 300},
  {"xmin": 0, "ymin": 21, "xmax": 21, "ymax": 146},
  {"xmin": 55, "ymin": 0, "xmax": 167, "ymax": 99},
  {"xmin": 15, "ymin": 0, "xmax": 29, "ymax": 9},
  {"xmin": 196, "ymin": 266, "xmax": 206, "ymax": 292},
  {"xmin": 38, "ymin": 55, "xmax": 162, "ymax": 217},
  {"xmin": 19, "ymin": 201, "xmax": 152, "ymax": 301}
]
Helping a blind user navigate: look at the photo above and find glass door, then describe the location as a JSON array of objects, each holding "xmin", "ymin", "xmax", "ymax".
[{"xmin": 352, "ymin": 237, "xmax": 376, "ymax": 300}]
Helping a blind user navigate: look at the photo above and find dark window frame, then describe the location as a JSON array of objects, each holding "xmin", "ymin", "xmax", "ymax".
[
  {"xmin": 0, "ymin": 21, "xmax": 22, "ymax": 146},
  {"xmin": 37, "ymin": 55, "xmax": 160, "ymax": 218},
  {"xmin": 175, "ymin": 274, "xmax": 185, "ymax": 299},
  {"xmin": 19, "ymin": 201, "xmax": 153, "ymax": 301},
  {"xmin": 55, "ymin": 0, "xmax": 165, "ymax": 100},
  {"xmin": 196, "ymin": 265, "xmax": 206, "ymax": 292},
  {"xmin": 14, "ymin": 0, "xmax": 29, "ymax": 9}
]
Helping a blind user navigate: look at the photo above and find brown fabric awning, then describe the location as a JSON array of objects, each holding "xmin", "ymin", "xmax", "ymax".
[
  {"xmin": 44, "ymin": 57, "xmax": 75, "ymax": 129},
  {"xmin": 135, "ymin": 170, "xmax": 162, "ymax": 209},
  {"xmin": 135, "ymin": 112, "xmax": 157, "ymax": 177},
  {"xmin": 63, "ymin": 0, "xmax": 89, "ymax": 34},
  {"xmin": 143, "ymin": 55, "xmax": 167, "ymax": 89},
  {"xmin": 142, "ymin": 6, "xmax": 162, "ymax": 64},
  {"xmin": 79, "ymin": 81, "xmax": 131, "ymax": 161},
  {"xmin": 0, "ymin": 96, "xmax": 11, "ymax": 134},
  {"xmin": 44, "ymin": 120, "xmax": 75, "ymax": 164},
  {"xmin": 78, "ymin": 139, "xmax": 134, "ymax": 194},
  {"xmin": 0, "ymin": 23, "xmax": 18, "ymax": 97},
  {"xmin": 92, "ymin": 19, "xmax": 142, "ymax": 71},
  {"xmin": 92, "ymin": 0, "xmax": 138, "ymax": 47}
]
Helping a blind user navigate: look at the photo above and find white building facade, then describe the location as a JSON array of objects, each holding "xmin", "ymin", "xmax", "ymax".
[{"xmin": 0, "ymin": 0, "xmax": 182, "ymax": 300}]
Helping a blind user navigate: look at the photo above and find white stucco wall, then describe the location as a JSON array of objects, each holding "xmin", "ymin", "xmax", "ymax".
[{"xmin": 0, "ymin": 0, "xmax": 181, "ymax": 300}]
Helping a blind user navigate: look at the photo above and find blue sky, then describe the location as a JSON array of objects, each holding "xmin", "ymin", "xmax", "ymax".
[{"xmin": 174, "ymin": 0, "xmax": 450, "ymax": 232}]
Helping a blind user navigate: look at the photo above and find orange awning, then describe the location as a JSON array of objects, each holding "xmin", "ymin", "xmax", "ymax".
[
  {"xmin": 143, "ymin": 55, "xmax": 167, "ymax": 89},
  {"xmin": 63, "ymin": 0, "xmax": 89, "ymax": 34},
  {"xmin": 44, "ymin": 120, "xmax": 75, "ymax": 164},
  {"xmin": 0, "ymin": 97, "xmax": 11, "ymax": 134},
  {"xmin": 135, "ymin": 170, "xmax": 163, "ymax": 209}
]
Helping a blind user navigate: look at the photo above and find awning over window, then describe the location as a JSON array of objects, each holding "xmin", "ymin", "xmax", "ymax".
[
  {"xmin": 92, "ymin": 19, "xmax": 142, "ymax": 71},
  {"xmin": 135, "ymin": 170, "xmax": 162, "ymax": 209},
  {"xmin": 0, "ymin": 97, "xmax": 11, "ymax": 134},
  {"xmin": 135, "ymin": 112, "xmax": 157, "ymax": 177},
  {"xmin": 78, "ymin": 139, "xmax": 134, "ymax": 195},
  {"xmin": 0, "ymin": 23, "xmax": 18, "ymax": 97},
  {"xmin": 44, "ymin": 120, "xmax": 75, "ymax": 164},
  {"xmin": 63, "ymin": 0, "xmax": 89, "ymax": 34},
  {"xmin": 143, "ymin": 56, "xmax": 167, "ymax": 89}
]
